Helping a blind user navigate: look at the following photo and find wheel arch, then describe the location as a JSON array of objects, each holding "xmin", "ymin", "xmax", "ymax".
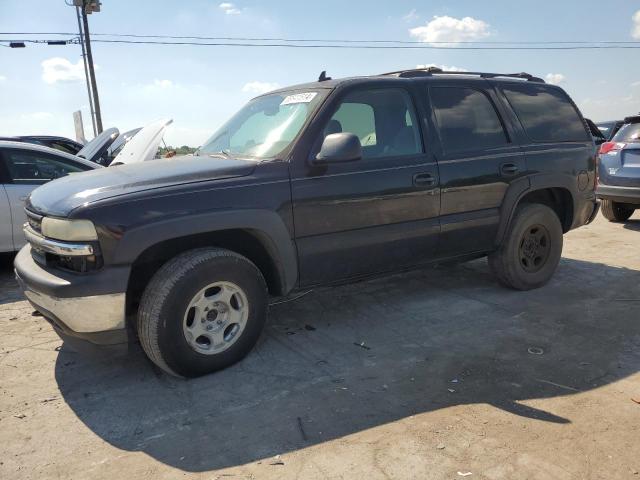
[
  {"xmin": 496, "ymin": 175, "xmax": 577, "ymax": 247},
  {"xmin": 116, "ymin": 210, "xmax": 298, "ymax": 317}
]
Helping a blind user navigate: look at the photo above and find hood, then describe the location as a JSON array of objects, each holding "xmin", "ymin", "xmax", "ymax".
[
  {"xmin": 27, "ymin": 155, "xmax": 257, "ymax": 217},
  {"xmin": 76, "ymin": 127, "xmax": 119, "ymax": 163},
  {"xmin": 111, "ymin": 119, "xmax": 172, "ymax": 165}
]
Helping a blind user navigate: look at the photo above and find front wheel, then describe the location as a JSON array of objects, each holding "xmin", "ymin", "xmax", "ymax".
[
  {"xmin": 600, "ymin": 199, "xmax": 634, "ymax": 222},
  {"xmin": 137, "ymin": 248, "xmax": 268, "ymax": 377},
  {"xmin": 489, "ymin": 203, "xmax": 563, "ymax": 291}
]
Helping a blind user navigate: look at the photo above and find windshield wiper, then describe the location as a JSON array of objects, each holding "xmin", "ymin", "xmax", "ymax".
[{"xmin": 206, "ymin": 149, "xmax": 232, "ymax": 159}]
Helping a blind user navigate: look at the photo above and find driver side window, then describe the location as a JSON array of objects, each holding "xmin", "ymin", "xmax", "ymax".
[
  {"xmin": 3, "ymin": 150, "xmax": 86, "ymax": 185},
  {"xmin": 324, "ymin": 88, "xmax": 422, "ymax": 159}
]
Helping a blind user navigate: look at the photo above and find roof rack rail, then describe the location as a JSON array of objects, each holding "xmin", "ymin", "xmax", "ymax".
[{"xmin": 381, "ymin": 67, "xmax": 545, "ymax": 83}]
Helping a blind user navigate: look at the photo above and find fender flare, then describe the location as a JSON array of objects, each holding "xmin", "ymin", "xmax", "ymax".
[
  {"xmin": 112, "ymin": 209, "xmax": 298, "ymax": 294},
  {"xmin": 495, "ymin": 173, "xmax": 578, "ymax": 247}
]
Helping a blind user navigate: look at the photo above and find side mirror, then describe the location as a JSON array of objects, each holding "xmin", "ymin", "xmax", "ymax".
[{"xmin": 314, "ymin": 132, "xmax": 362, "ymax": 164}]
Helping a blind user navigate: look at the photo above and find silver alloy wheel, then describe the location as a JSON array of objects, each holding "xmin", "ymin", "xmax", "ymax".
[{"xmin": 182, "ymin": 281, "xmax": 249, "ymax": 355}]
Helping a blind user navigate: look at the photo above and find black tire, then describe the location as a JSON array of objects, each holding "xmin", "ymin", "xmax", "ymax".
[
  {"xmin": 137, "ymin": 248, "xmax": 268, "ymax": 377},
  {"xmin": 600, "ymin": 199, "xmax": 634, "ymax": 222},
  {"xmin": 489, "ymin": 203, "xmax": 563, "ymax": 291}
]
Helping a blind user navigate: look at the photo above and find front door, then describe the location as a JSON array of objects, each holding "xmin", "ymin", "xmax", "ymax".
[
  {"xmin": 427, "ymin": 83, "xmax": 527, "ymax": 256},
  {"xmin": 291, "ymin": 86, "xmax": 441, "ymax": 286}
]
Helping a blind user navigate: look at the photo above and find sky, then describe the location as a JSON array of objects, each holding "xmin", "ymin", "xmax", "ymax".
[{"xmin": 0, "ymin": 0, "xmax": 639, "ymax": 146}]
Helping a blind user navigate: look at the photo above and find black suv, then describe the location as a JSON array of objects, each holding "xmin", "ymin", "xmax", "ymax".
[{"xmin": 15, "ymin": 68, "xmax": 599, "ymax": 377}]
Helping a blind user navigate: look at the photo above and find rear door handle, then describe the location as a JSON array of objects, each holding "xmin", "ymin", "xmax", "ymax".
[
  {"xmin": 500, "ymin": 163, "xmax": 519, "ymax": 176},
  {"xmin": 413, "ymin": 173, "xmax": 436, "ymax": 187}
]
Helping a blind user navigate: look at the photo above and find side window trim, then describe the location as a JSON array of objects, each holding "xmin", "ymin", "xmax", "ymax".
[
  {"xmin": 429, "ymin": 85, "xmax": 511, "ymax": 157},
  {"xmin": 312, "ymin": 86, "xmax": 425, "ymax": 162}
]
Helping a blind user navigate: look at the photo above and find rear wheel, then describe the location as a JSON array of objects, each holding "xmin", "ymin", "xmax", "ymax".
[
  {"xmin": 137, "ymin": 248, "xmax": 268, "ymax": 377},
  {"xmin": 489, "ymin": 203, "xmax": 563, "ymax": 290},
  {"xmin": 600, "ymin": 199, "xmax": 634, "ymax": 222}
]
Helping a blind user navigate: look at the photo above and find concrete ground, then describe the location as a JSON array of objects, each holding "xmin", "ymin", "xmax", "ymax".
[{"xmin": 1, "ymin": 213, "xmax": 639, "ymax": 480}]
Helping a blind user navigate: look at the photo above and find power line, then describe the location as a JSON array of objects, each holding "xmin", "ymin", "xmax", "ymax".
[
  {"xmin": 43, "ymin": 39, "xmax": 640, "ymax": 50},
  {"xmin": 3, "ymin": 37, "xmax": 640, "ymax": 50},
  {"xmin": 0, "ymin": 31, "xmax": 639, "ymax": 45}
]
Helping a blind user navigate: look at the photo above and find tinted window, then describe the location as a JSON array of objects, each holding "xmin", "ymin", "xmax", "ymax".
[
  {"xmin": 430, "ymin": 87, "xmax": 508, "ymax": 154},
  {"xmin": 325, "ymin": 88, "xmax": 421, "ymax": 159},
  {"xmin": 3, "ymin": 150, "xmax": 88, "ymax": 185},
  {"xmin": 612, "ymin": 123, "xmax": 640, "ymax": 143},
  {"xmin": 502, "ymin": 84, "xmax": 590, "ymax": 142}
]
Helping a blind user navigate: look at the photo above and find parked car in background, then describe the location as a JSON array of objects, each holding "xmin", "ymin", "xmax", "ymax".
[
  {"xmin": 110, "ymin": 119, "xmax": 172, "ymax": 165},
  {"xmin": 596, "ymin": 120, "xmax": 624, "ymax": 141},
  {"xmin": 597, "ymin": 114, "xmax": 640, "ymax": 221},
  {"xmin": 585, "ymin": 118, "xmax": 607, "ymax": 147},
  {"xmin": 14, "ymin": 68, "xmax": 598, "ymax": 377},
  {"xmin": 0, "ymin": 135, "xmax": 84, "ymax": 155},
  {"xmin": 0, "ymin": 141, "xmax": 99, "ymax": 253}
]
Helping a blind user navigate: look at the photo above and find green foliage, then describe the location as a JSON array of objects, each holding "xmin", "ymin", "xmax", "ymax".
[{"xmin": 157, "ymin": 145, "xmax": 198, "ymax": 156}]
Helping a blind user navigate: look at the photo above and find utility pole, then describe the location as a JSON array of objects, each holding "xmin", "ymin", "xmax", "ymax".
[
  {"xmin": 74, "ymin": 0, "xmax": 103, "ymax": 134},
  {"xmin": 75, "ymin": 5, "xmax": 96, "ymax": 136}
]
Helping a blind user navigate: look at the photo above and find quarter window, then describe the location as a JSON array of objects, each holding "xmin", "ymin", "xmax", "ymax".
[
  {"xmin": 325, "ymin": 89, "xmax": 422, "ymax": 159},
  {"xmin": 3, "ymin": 150, "xmax": 87, "ymax": 185},
  {"xmin": 502, "ymin": 84, "xmax": 590, "ymax": 143},
  {"xmin": 430, "ymin": 87, "xmax": 508, "ymax": 154}
]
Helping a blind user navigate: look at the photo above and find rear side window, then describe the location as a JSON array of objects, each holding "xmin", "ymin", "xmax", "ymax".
[
  {"xmin": 502, "ymin": 84, "xmax": 590, "ymax": 143},
  {"xmin": 613, "ymin": 123, "xmax": 640, "ymax": 143},
  {"xmin": 430, "ymin": 87, "xmax": 508, "ymax": 155}
]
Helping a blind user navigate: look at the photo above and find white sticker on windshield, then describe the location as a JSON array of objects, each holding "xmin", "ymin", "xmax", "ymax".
[{"xmin": 280, "ymin": 92, "xmax": 317, "ymax": 106}]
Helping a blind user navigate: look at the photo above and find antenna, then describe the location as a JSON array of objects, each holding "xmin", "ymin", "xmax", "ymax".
[{"xmin": 318, "ymin": 70, "xmax": 331, "ymax": 82}]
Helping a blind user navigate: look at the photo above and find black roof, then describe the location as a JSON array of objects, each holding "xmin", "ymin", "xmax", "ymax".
[{"xmin": 268, "ymin": 67, "xmax": 548, "ymax": 96}]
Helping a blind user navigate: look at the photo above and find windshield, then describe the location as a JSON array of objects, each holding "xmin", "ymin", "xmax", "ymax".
[{"xmin": 199, "ymin": 90, "xmax": 326, "ymax": 159}]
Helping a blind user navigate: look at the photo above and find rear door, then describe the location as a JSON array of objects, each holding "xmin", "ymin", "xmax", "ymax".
[
  {"xmin": 1, "ymin": 148, "xmax": 93, "ymax": 248},
  {"xmin": 291, "ymin": 85, "xmax": 441, "ymax": 286},
  {"xmin": 427, "ymin": 82, "xmax": 526, "ymax": 256}
]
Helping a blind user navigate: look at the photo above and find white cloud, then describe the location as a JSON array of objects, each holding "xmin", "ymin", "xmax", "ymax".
[
  {"xmin": 632, "ymin": 10, "xmax": 640, "ymax": 39},
  {"xmin": 41, "ymin": 57, "xmax": 85, "ymax": 84},
  {"xmin": 219, "ymin": 2, "xmax": 241, "ymax": 15},
  {"xmin": 0, "ymin": 74, "xmax": 6, "ymax": 82},
  {"xmin": 545, "ymin": 73, "xmax": 566, "ymax": 85},
  {"xmin": 631, "ymin": 81, "xmax": 640, "ymax": 88},
  {"xmin": 409, "ymin": 15, "xmax": 491, "ymax": 45},
  {"xmin": 416, "ymin": 64, "xmax": 468, "ymax": 72},
  {"xmin": 403, "ymin": 9, "xmax": 419, "ymax": 23},
  {"xmin": 153, "ymin": 79, "xmax": 174, "ymax": 88},
  {"xmin": 242, "ymin": 81, "xmax": 280, "ymax": 94},
  {"xmin": 21, "ymin": 112, "xmax": 54, "ymax": 120}
]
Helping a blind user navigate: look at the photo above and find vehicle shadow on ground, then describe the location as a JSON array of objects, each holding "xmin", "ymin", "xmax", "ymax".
[
  {"xmin": 623, "ymin": 218, "xmax": 640, "ymax": 232},
  {"xmin": 54, "ymin": 257, "xmax": 640, "ymax": 473},
  {"xmin": 0, "ymin": 253, "xmax": 23, "ymax": 306}
]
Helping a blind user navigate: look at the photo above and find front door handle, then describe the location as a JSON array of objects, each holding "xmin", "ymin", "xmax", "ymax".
[
  {"xmin": 413, "ymin": 173, "xmax": 436, "ymax": 187},
  {"xmin": 501, "ymin": 163, "xmax": 519, "ymax": 176}
]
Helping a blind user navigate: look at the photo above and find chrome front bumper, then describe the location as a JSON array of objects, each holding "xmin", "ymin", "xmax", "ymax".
[
  {"xmin": 21, "ymin": 285, "xmax": 126, "ymax": 333},
  {"xmin": 14, "ymin": 245, "xmax": 128, "ymax": 339}
]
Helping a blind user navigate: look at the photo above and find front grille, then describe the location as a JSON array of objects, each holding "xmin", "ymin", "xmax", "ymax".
[{"xmin": 25, "ymin": 209, "xmax": 43, "ymax": 234}]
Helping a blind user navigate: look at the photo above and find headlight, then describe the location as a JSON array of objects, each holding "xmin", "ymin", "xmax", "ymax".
[{"xmin": 41, "ymin": 218, "xmax": 98, "ymax": 241}]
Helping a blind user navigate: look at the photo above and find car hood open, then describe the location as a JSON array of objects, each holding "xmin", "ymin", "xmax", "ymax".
[
  {"xmin": 26, "ymin": 155, "xmax": 257, "ymax": 217},
  {"xmin": 76, "ymin": 127, "xmax": 119, "ymax": 163},
  {"xmin": 111, "ymin": 119, "xmax": 172, "ymax": 165}
]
